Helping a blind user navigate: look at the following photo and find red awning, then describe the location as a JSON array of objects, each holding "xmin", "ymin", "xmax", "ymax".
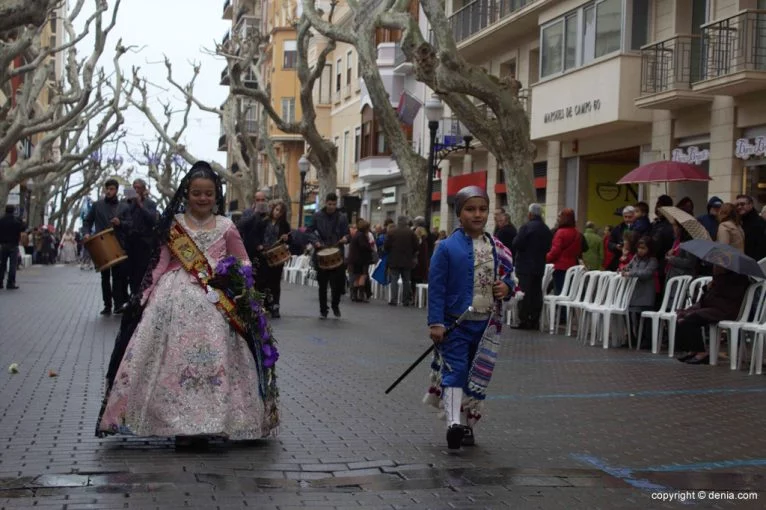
[{"xmin": 447, "ymin": 171, "xmax": 487, "ymax": 196}]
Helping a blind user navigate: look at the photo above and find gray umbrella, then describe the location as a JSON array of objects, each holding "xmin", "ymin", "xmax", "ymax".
[{"xmin": 680, "ymin": 240, "xmax": 765, "ymax": 279}]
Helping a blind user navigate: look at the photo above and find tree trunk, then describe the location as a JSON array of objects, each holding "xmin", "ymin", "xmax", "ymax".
[{"xmin": 0, "ymin": 181, "xmax": 9, "ymax": 212}]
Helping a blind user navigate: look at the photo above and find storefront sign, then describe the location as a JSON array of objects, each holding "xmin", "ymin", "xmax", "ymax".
[
  {"xmin": 381, "ymin": 186, "xmax": 396, "ymax": 205},
  {"xmin": 543, "ymin": 99, "xmax": 602, "ymax": 124},
  {"xmin": 735, "ymin": 136, "xmax": 766, "ymax": 160},
  {"xmin": 671, "ymin": 146, "xmax": 709, "ymax": 165}
]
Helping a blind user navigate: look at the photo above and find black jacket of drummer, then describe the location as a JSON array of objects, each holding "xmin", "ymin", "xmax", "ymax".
[
  {"xmin": 310, "ymin": 207, "xmax": 349, "ymax": 247},
  {"xmin": 81, "ymin": 196, "xmax": 129, "ymax": 237}
]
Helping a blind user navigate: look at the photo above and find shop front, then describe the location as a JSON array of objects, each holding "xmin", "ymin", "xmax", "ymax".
[
  {"xmin": 737, "ymin": 127, "xmax": 766, "ymax": 209},
  {"xmin": 670, "ymin": 136, "xmax": 710, "ymax": 216}
]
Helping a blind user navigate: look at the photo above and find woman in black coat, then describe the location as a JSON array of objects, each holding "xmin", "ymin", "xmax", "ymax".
[
  {"xmin": 347, "ymin": 219, "xmax": 373, "ymax": 302},
  {"xmin": 253, "ymin": 201, "xmax": 291, "ymax": 318}
]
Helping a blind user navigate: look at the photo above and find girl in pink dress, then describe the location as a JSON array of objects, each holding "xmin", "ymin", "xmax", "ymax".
[{"xmin": 97, "ymin": 162, "xmax": 279, "ymax": 446}]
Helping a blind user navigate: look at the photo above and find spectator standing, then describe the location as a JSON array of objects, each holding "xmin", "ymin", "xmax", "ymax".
[
  {"xmin": 118, "ymin": 189, "xmax": 158, "ymax": 297},
  {"xmin": 633, "ymin": 202, "xmax": 651, "ymax": 235},
  {"xmin": 494, "ymin": 212, "xmax": 517, "ymax": 253},
  {"xmin": 512, "ymin": 204, "xmax": 552, "ymax": 329},
  {"xmin": 623, "ymin": 236, "xmax": 659, "ymax": 347},
  {"xmin": 665, "ymin": 222, "xmax": 698, "ymax": 281},
  {"xmin": 606, "ymin": 206, "xmax": 637, "ymax": 271},
  {"xmin": 650, "ymin": 195, "xmax": 675, "ymax": 284},
  {"xmin": 735, "ymin": 195, "xmax": 766, "ymax": 261},
  {"xmin": 677, "ymin": 196, "xmax": 695, "ymax": 216},
  {"xmin": 0, "ymin": 205, "xmax": 26, "ymax": 289},
  {"xmin": 411, "ymin": 226, "xmax": 430, "ymax": 302},
  {"xmin": 347, "ymin": 219, "xmax": 373, "ymax": 303},
  {"xmin": 698, "ymin": 196, "xmax": 723, "ymax": 240},
  {"xmin": 581, "ymin": 221, "xmax": 603, "ymax": 270},
  {"xmin": 716, "ymin": 203, "xmax": 745, "ymax": 252},
  {"xmin": 547, "ymin": 208, "xmax": 582, "ymax": 294},
  {"xmin": 384, "ymin": 216, "xmax": 419, "ymax": 306}
]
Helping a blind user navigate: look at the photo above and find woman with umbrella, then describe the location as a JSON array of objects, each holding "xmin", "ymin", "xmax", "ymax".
[{"xmin": 674, "ymin": 241, "xmax": 761, "ymax": 365}]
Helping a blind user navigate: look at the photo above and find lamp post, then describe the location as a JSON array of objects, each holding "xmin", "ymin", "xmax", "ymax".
[
  {"xmin": 424, "ymin": 94, "xmax": 445, "ymax": 231},
  {"xmin": 298, "ymin": 154, "xmax": 310, "ymax": 227}
]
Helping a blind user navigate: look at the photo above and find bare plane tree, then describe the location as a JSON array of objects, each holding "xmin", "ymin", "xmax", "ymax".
[
  {"xmin": 221, "ymin": 6, "xmax": 340, "ymax": 202},
  {"xmin": 0, "ymin": 0, "xmax": 127, "ymax": 208},
  {"xmin": 303, "ymin": 0, "xmax": 428, "ymax": 217},
  {"xmin": 304, "ymin": 0, "xmax": 536, "ymax": 225}
]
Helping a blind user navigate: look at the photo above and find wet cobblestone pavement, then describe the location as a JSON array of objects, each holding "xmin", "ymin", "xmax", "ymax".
[{"xmin": 0, "ymin": 266, "xmax": 765, "ymax": 508}]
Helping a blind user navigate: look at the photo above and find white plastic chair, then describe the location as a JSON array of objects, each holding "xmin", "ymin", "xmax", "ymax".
[
  {"xmin": 685, "ymin": 276, "xmax": 712, "ymax": 307},
  {"xmin": 282, "ymin": 255, "xmax": 298, "ymax": 281},
  {"xmin": 709, "ymin": 281, "xmax": 766, "ymax": 368},
  {"xmin": 541, "ymin": 265, "xmax": 585, "ymax": 334},
  {"xmin": 580, "ymin": 273, "xmax": 621, "ymax": 345},
  {"xmin": 749, "ymin": 326, "xmax": 766, "ymax": 375},
  {"xmin": 587, "ymin": 276, "xmax": 638, "ymax": 349},
  {"xmin": 555, "ymin": 270, "xmax": 601, "ymax": 337},
  {"xmin": 637, "ymin": 275, "xmax": 693, "ymax": 354}
]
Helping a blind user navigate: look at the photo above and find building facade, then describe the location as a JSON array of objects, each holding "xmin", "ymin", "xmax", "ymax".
[{"xmin": 442, "ymin": 0, "xmax": 766, "ymax": 229}]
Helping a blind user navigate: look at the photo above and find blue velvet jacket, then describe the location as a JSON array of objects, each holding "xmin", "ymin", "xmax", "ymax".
[{"xmin": 427, "ymin": 228, "xmax": 516, "ymax": 327}]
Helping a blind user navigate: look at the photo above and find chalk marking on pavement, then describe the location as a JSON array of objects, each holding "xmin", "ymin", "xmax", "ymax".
[
  {"xmin": 640, "ymin": 458, "xmax": 766, "ymax": 472},
  {"xmin": 570, "ymin": 453, "xmax": 683, "ymax": 501},
  {"xmin": 487, "ymin": 387, "xmax": 766, "ymax": 401},
  {"xmin": 495, "ymin": 357, "xmax": 672, "ymax": 364}
]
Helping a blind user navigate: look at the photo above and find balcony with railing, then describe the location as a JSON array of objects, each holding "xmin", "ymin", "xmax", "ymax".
[
  {"xmin": 222, "ymin": 0, "xmax": 232, "ymax": 20},
  {"xmin": 222, "ymin": 29, "xmax": 230, "ymax": 47},
  {"xmin": 694, "ymin": 10, "xmax": 766, "ymax": 96},
  {"xmin": 220, "ymin": 67, "xmax": 230, "ymax": 86},
  {"xmin": 236, "ymin": 15, "xmax": 260, "ymax": 41},
  {"xmin": 474, "ymin": 89, "xmax": 531, "ymax": 120},
  {"xmin": 635, "ymin": 35, "xmax": 713, "ymax": 110},
  {"xmin": 449, "ymin": 0, "xmax": 538, "ymax": 46}
]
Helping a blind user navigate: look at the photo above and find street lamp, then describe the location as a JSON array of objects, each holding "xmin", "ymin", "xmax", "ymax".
[
  {"xmin": 298, "ymin": 154, "xmax": 310, "ymax": 227},
  {"xmin": 424, "ymin": 94, "xmax": 445, "ymax": 231}
]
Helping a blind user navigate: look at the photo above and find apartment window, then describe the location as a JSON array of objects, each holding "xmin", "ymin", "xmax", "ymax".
[
  {"xmin": 595, "ymin": 0, "xmax": 621, "ymax": 57},
  {"xmin": 540, "ymin": 0, "xmax": 623, "ymax": 78},
  {"xmin": 49, "ymin": 13, "xmax": 56, "ymax": 33},
  {"xmin": 630, "ymin": 0, "xmax": 650, "ymax": 50},
  {"xmin": 281, "ymin": 97, "xmax": 295, "ymax": 123},
  {"xmin": 283, "ymin": 40, "xmax": 297, "ymax": 69},
  {"xmin": 316, "ymin": 64, "xmax": 332, "ymax": 104},
  {"xmin": 346, "ymin": 51, "xmax": 353, "ymax": 87},
  {"xmin": 354, "ymin": 127, "xmax": 361, "ymax": 162},
  {"xmin": 335, "ymin": 58, "xmax": 342, "ymax": 92}
]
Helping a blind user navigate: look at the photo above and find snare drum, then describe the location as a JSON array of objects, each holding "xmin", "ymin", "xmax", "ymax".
[
  {"xmin": 264, "ymin": 243, "xmax": 291, "ymax": 268},
  {"xmin": 84, "ymin": 228, "xmax": 128, "ymax": 272},
  {"xmin": 317, "ymin": 247, "xmax": 343, "ymax": 270}
]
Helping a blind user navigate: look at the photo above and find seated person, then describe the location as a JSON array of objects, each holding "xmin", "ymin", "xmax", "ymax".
[{"xmin": 675, "ymin": 266, "xmax": 749, "ymax": 365}]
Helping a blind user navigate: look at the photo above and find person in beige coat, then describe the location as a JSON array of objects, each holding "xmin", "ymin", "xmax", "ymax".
[{"xmin": 716, "ymin": 203, "xmax": 745, "ymax": 252}]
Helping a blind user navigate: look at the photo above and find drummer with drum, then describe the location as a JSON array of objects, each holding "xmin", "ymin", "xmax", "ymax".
[
  {"xmin": 249, "ymin": 200, "xmax": 291, "ymax": 319},
  {"xmin": 309, "ymin": 192, "xmax": 350, "ymax": 320},
  {"xmin": 82, "ymin": 179, "xmax": 130, "ymax": 316}
]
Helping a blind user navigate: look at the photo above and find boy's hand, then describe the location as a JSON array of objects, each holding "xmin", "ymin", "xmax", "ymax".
[
  {"xmin": 493, "ymin": 280, "xmax": 510, "ymax": 299},
  {"xmin": 429, "ymin": 325, "xmax": 446, "ymax": 344}
]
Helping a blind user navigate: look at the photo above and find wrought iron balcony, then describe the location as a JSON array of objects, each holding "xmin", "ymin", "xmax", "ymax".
[
  {"xmin": 696, "ymin": 10, "xmax": 766, "ymax": 95},
  {"xmin": 474, "ymin": 90, "xmax": 530, "ymax": 120},
  {"xmin": 449, "ymin": 0, "xmax": 536, "ymax": 44},
  {"xmin": 217, "ymin": 134, "xmax": 227, "ymax": 151},
  {"xmin": 222, "ymin": 30, "xmax": 230, "ymax": 47},
  {"xmin": 220, "ymin": 68, "xmax": 230, "ymax": 86},
  {"xmin": 222, "ymin": 0, "xmax": 232, "ymax": 20}
]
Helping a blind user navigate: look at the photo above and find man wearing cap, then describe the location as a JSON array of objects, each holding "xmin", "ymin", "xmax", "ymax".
[{"xmin": 426, "ymin": 186, "xmax": 517, "ymax": 450}]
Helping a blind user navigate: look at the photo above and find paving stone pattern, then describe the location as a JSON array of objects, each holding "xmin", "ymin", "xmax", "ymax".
[{"xmin": 0, "ymin": 266, "xmax": 765, "ymax": 508}]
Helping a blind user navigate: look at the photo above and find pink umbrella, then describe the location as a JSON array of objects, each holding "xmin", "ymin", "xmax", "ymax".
[{"xmin": 617, "ymin": 161, "xmax": 712, "ymax": 185}]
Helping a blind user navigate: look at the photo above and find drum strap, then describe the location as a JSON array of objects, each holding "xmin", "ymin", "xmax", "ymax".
[{"xmin": 167, "ymin": 223, "xmax": 247, "ymax": 336}]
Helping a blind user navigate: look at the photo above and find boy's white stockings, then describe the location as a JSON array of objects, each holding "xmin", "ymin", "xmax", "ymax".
[{"xmin": 444, "ymin": 387, "xmax": 463, "ymax": 428}]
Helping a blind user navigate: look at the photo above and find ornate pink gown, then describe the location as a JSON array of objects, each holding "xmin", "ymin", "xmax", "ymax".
[{"xmin": 99, "ymin": 215, "xmax": 274, "ymax": 439}]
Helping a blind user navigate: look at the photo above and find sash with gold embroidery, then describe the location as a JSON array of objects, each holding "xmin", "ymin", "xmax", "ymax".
[{"xmin": 167, "ymin": 222, "xmax": 247, "ymax": 336}]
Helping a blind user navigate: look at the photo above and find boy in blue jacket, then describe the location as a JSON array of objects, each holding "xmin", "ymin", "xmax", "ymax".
[{"xmin": 425, "ymin": 186, "xmax": 516, "ymax": 450}]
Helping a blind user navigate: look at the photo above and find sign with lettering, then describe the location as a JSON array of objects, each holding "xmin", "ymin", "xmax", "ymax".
[
  {"xmin": 543, "ymin": 99, "xmax": 602, "ymax": 123},
  {"xmin": 735, "ymin": 136, "xmax": 766, "ymax": 160},
  {"xmin": 671, "ymin": 146, "xmax": 709, "ymax": 165}
]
